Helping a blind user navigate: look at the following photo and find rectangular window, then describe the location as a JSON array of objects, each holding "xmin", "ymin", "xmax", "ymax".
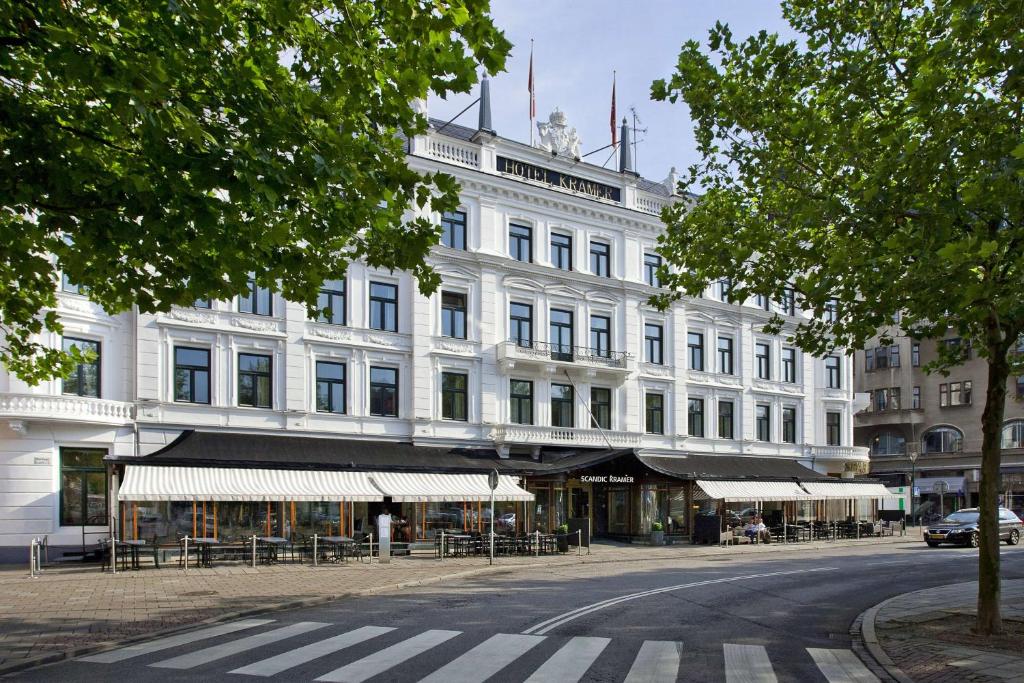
[
  {"xmin": 688, "ymin": 397, "xmax": 705, "ymax": 437},
  {"xmin": 369, "ymin": 281, "xmax": 398, "ymax": 332},
  {"xmin": 550, "ymin": 232, "xmax": 572, "ymax": 270},
  {"xmin": 865, "ymin": 348, "xmax": 875, "ymax": 371},
  {"xmin": 509, "ymin": 223, "xmax": 533, "ymax": 262},
  {"xmin": 826, "ymin": 412, "xmax": 841, "ymax": 446},
  {"xmin": 441, "ymin": 210, "xmax": 467, "ymax": 250},
  {"xmin": 889, "ymin": 386, "xmax": 901, "ymax": 411},
  {"xmin": 875, "ymin": 346, "xmax": 889, "ymax": 369},
  {"xmin": 61, "ymin": 337, "xmax": 100, "ymax": 397},
  {"xmin": 59, "ymin": 448, "xmax": 107, "ymax": 526},
  {"xmin": 755, "ymin": 342, "xmax": 770, "ymax": 380},
  {"xmin": 369, "ymin": 366, "xmax": 398, "ymax": 417},
  {"xmin": 509, "ymin": 302, "xmax": 533, "ymax": 347},
  {"xmin": 780, "ymin": 286, "xmax": 796, "ymax": 316},
  {"xmin": 688, "ymin": 332, "xmax": 705, "ymax": 371},
  {"xmin": 315, "ymin": 361, "xmax": 346, "ymax": 414},
  {"xmin": 718, "ymin": 400, "xmax": 734, "ymax": 439},
  {"xmin": 239, "ymin": 273, "xmax": 272, "ymax": 316},
  {"xmin": 549, "ymin": 308, "xmax": 574, "ymax": 362},
  {"xmin": 591, "ymin": 387, "xmax": 611, "ymax": 430},
  {"xmin": 644, "ymin": 253, "xmax": 661, "ymax": 287},
  {"xmin": 889, "ymin": 345, "xmax": 900, "ymax": 368},
  {"xmin": 941, "ymin": 381, "xmax": 972, "ymax": 407},
  {"xmin": 782, "ymin": 347, "xmax": 797, "ymax": 383},
  {"xmin": 645, "ymin": 324, "xmax": 664, "ymax": 365},
  {"xmin": 717, "ymin": 277, "xmax": 734, "ymax": 302},
  {"xmin": 756, "ymin": 404, "xmax": 771, "ymax": 441},
  {"xmin": 62, "ymin": 272, "xmax": 85, "ymax": 295},
  {"xmin": 645, "ymin": 393, "xmax": 664, "ymax": 435},
  {"xmin": 911, "ymin": 342, "xmax": 921, "ymax": 367},
  {"xmin": 824, "ymin": 298, "xmax": 839, "ymax": 323},
  {"xmin": 875, "ymin": 388, "xmax": 888, "ymax": 412},
  {"xmin": 317, "ymin": 279, "xmax": 346, "ymax": 325},
  {"xmin": 590, "ymin": 241, "xmax": 610, "ymax": 277},
  {"xmin": 825, "ymin": 355, "xmax": 841, "ymax": 389},
  {"xmin": 782, "ymin": 406, "xmax": 796, "ymax": 443},
  {"xmin": 755, "ymin": 294, "xmax": 770, "ymax": 311},
  {"xmin": 441, "ymin": 372, "xmax": 468, "ymax": 421},
  {"xmin": 193, "ymin": 298, "xmax": 211, "ymax": 309},
  {"xmin": 912, "ymin": 386, "xmax": 921, "ymax": 409},
  {"xmin": 441, "ymin": 291, "xmax": 467, "ymax": 339},
  {"xmin": 238, "ymin": 353, "xmax": 272, "ymax": 408},
  {"xmin": 510, "ymin": 380, "xmax": 533, "ymax": 425},
  {"xmin": 551, "ymin": 383, "xmax": 574, "ymax": 428},
  {"xmin": 717, "ymin": 336, "xmax": 734, "ymax": 375},
  {"xmin": 590, "ymin": 315, "xmax": 611, "ymax": 357},
  {"xmin": 174, "ymin": 347, "xmax": 210, "ymax": 404}
]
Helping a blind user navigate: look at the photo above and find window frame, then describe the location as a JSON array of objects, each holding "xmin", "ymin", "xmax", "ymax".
[
  {"xmin": 239, "ymin": 273, "xmax": 272, "ymax": 316},
  {"xmin": 645, "ymin": 323, "xmax": 664, "ymax": 365},
  {"xmin": 589, "ymin": 240, "xmax": 610, "ymax": 277},
  {"xmin": 551, "ymin": 382, "xmax": 575, "ymax": 428},
  {"xmin": 590, "ymin": 387, "xmax": 612, "ymax": 430},
  {"xmin": 317, "ymin": 279, "xmax": 346, "ymax": 326},
  {"xmin": 717, "ymin": 336, "xmax": 734, "ymax": 375},
  {"xmin": 549, "ymin": 308, "xmax": 574, "ymax": 362},
  {"xmin": 440, "ymin": 371, "xmax": 469, "ymax": 421},
  {"xmin": 911, "ymin": 342, "xmax": 921, "ymax": 367},
  {"xmin": 687, "ymin": 331, "xmax": 705, "ymax": 371},
  {"xmin": 509, "ymin": 302, "xmax": 533, "ymax": 348},
  {"xmin": 315, "ymin": 360, "xmax": 347, "ymax": 414},
  {"xmin": 59, "ymin": 447, "xmax": 108, "ymax": 527},
  {"xmin": 782, "ymin": 406, "xmax": 797, "ymax": 444},
  {"xmin": 590, "ymin": 315, "xmax": 611, "ymax": 358},
  {"xmin": 237, "ymin": 352, "xmax": 273, "ymax": 408},
  {"xmin": 174, "ymin": 346, "xmax": 211, "ymax": 404},
  {"xmin": 441, "ymin": 210, "xmax": 467, "ymax": 250},
  {"xmin": 441, "ymin": 290, "xmax": 468, "ymax": 340},
  {"xmin": 368, "ymin": 281, "xmax": 399, "ymax": 332},
  {"xmin": 509, "ymin": 223, "xmax": 533, "ymax": 263},
  {"xmin": 755, "ymin": 403, "xmax": 771, "ymax": 441},
  {"xmin": 687, "ymin": 397, "xmax": 705, "ymax": 438},
  {"xmin": 718, "ymin": 400, "xmax": 734, "ymax": 439},
  {"xmin": 550, "ymin": 232, "xmax": 573, "ymax": 271},
  {"xmin": 645, "ymin": 392, "xmax": 665, "ymax": 435},
  {"xmin": 755, "ymin": 342, "xmax": 771, "ymax": 380},
  {"xmin": 643, "ymin": 253, "xmax": 661, "ymax": 287},
  {"xmin": 369, "ymin": 366, "xmax": 399, "ymax": 417},
  {"xmin": 62, "ymin": 336, "xmax": 101, "ymax": 398},
  {"xmin": 825, "ymin": 412, "xmax": 841, "ymax": 446},
  {"xmin": 782, "ymin": 347, "xmax": 797, "ymax": 383},
  {"xmin": 510, "ymin": 379, "xmax": 534, "ymax": 425},
  {"xmin": 825, "ymin": 355, "xmax": 841, "ymax": 389}
]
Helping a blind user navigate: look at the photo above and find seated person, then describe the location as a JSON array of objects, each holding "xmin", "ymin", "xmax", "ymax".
[{"xmin": 744, "ymin": 516, "xmax": 766, "ymax": 541}]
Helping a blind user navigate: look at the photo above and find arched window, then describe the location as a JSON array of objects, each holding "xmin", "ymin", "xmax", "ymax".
[
  {"xmin": 871, "ymin": 431, "xmax": 906, "ymax": 455},
  {"xmin": 1002, "ymin": 420, "xmax": 1024, "ymax": 449},
  {"xmin": 922, "ymin": 426, "xmax": 963, "ymax": 454}
]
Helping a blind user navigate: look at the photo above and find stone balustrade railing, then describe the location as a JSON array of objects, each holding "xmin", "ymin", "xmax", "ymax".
[
  {"xmin": 492, "ymin": 424, "xmax": 641, "ymax": 448},
  {"xmin": 0, "ymin": 393, "xmax": 135, "ymax": 425}
]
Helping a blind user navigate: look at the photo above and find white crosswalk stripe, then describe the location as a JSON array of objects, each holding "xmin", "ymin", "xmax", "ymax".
[
  {"xmin": 623, "ymin": 640, "xmax": 683, "ymax": 683},
  {"xmin": 80, "ymin": 619, "xmax": 275, "ymax": 664},
  {"xmin": 150, "ymin": 621, "xmax": 329, "ymax": 670},
  {"xmin": 228, "ymin": 625, "xmax": 395, "ymax": 677},
  {"xmin": 723, "ymin": 643, "xmax": 778, "ymax": 683},
  {"xmin": 314, "ymin": 629, "xmax": 461, "ymax": 683},
  {"xmin": 523, "ymin": 636, "xmax": 610, "ymax": 683},
  {"xmin": 807, "ymin": 648, "xmax": 880, "ymax": 683},
  {"xmin": 420, "ymin": 633, "xmax": 546, "ymax": 683}
]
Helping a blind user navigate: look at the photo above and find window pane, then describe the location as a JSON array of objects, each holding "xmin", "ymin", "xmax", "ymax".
[
  {"xmin": 370, "ymin": 367, "xmax": 396, "ymax": 385},
  {"xmin": 316, "ymin": 362, "xmax": 344, "ymax": 381}
]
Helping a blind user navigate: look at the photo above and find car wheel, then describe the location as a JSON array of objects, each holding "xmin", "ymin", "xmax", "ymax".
[
  {"xmin": 1008, "ymin": 529, "xmax": 1020, "ymax": 546},
  {"xmin": 926, "ymin": 541, "xmax": 939, "ymax": 547},
  {"xmin": 969, "ymin": 532, "xmax": 980, "ymax": 548}
]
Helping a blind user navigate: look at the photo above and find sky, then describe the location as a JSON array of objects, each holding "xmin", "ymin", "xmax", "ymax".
[{"xmin": 427, "ymin": 0, "xmax": 795, "ymax": 184}]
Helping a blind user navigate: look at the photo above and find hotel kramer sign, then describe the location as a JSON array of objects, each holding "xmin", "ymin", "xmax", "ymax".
[{"xmin": 497, "ymin": 156, "xmax": 621, "ymax": 202}]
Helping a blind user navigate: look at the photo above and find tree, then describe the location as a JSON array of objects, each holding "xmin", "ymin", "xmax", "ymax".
[
  {"xmin": 651, "ymin": 0, "xmax": 1023, "ymax": 635},
  {"xmin": 0, "ymin": 0, "xmax": 509, "ymax": 383}
]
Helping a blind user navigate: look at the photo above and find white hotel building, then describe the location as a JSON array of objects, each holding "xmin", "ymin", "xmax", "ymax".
[{"xmin": 0, "ymin": 83, "xmax": 874, "ymax": 562}]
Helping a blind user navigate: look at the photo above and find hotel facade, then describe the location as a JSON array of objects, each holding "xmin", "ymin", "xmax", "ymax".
[{"xmin": 0, "ymin": 87, "xmax": 876, "ymax": 562}]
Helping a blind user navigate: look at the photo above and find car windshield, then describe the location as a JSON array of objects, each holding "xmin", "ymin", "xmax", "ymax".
[{"xmin": 940, "ymin": 512, "xmax": 978, "ymax": 524}]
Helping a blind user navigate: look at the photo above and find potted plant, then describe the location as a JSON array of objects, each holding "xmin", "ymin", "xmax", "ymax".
[
  {"xmin": 650, "ymin": 521, "xmax": 665, "ymax": 546},
  {"xmin": 556, "ymin": 523, "xmax": 570, "ymax": 553}
]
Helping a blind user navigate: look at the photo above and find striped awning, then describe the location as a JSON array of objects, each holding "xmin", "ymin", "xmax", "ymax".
[
  {"xmin": 801, "ymin": 481, "xmax": 899, "ymax": 499},
  {"xmin": 368, "ymin": 472, "xmax": 534, "ymax": 502},
  {"xmin": 117, "ymin": 465, "xmax": 384, "ymax": 502},
  {"xmin": 696, "ymin": 480, "xmax": 812, "ymax": 502}
]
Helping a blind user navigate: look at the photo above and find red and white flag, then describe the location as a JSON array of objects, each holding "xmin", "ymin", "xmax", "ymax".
[{"xmin": 610, "ymin": 72, "xmax": 617, "ymax": 147}]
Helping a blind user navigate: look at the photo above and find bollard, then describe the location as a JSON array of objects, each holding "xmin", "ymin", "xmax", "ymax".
[
  {"xmin": 439, "ymin": 530, "xmax": 444, "ymax": 562},
  {"xmin": 112, "ymin": 536, "xmax": 117, "ymax": 575},
  {"xmin": 183, "ymin": 535, "xmax": 189, "ymax": 573},
  {"xmin": 857, "ymin": 522, "xmax": 860, "ymax": 540},
  {"xmin": 251, "ymin": 535, "xmax": 257, "ymax": 568},
  {"xmin": 313, "ymin": 534, "xmax": 318, "ymax": 567},
  {"xmin": 368, "ymin": 532, "xmax": 373, "ymax": 564},
  {"xmin": 577, "ymin": 529, "xmax": 582, "ymax": 557},
  {"xmin": 28, "ymin": 538, "xmax": 36, "ymax": 578},
  {"xmin": 535, "ymin": 529, "xmax": 540, "ymax": 558}
]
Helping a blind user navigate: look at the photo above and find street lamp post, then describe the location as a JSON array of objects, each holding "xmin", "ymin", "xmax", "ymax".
[{"xmin": 908, "ymin": 446, "xmax": 920, "ymax": 527}]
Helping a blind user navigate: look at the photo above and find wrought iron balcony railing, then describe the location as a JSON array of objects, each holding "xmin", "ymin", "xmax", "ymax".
[{"xmin": 502, "ymin": 340, "xmax": 629, "ymax": 369}]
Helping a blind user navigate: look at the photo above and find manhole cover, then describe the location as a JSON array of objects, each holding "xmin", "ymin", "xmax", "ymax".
[{"xmin": 181, "ymin": 590, "xmax": 217, "ymax": 596}]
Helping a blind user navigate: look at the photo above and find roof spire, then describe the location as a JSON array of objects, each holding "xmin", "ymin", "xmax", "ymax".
[
  {"xmin": 478, "ymin": 75, "xmax": 495, "ymax": 135},
  {"xmin": 619, "ymin": 117, "xmax": 634, "ymax": 174}
]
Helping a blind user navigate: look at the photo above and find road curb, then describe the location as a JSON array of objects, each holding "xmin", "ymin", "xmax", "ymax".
[
  {"xmin": 0, "ymin": 536, "xmax": 921, "ymax": 677},
  {"xmin": 851, "ymin": 594, "xmax": 917, "ymax": 683}
]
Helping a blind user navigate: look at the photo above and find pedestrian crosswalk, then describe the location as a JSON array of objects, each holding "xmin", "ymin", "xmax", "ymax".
[{"xmin": 78, "ymin": 618, "xmax": 880, "ymax": 682}]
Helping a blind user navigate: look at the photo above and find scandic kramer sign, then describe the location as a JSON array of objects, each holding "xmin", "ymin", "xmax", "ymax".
[{"xmin": 497, "ymin": 156, "xmax": 621, "ymax": 202}]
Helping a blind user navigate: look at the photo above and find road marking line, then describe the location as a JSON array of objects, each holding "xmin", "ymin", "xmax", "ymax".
[
  {"xmin": 724, "ymin": 643, "xmax": 777, "ymax": 683},
  {"xmin": 807, "ymin": 648, "xmax": 879, "ymax": 682},
  {"xmin": 314, "ymin": 629, "xmax": 461, "ymax": 683},
  {"xmin": 150, "ymin": 622, "xmax": 329, "ymax": 670},
  {"xmin": 228, "ymin": 626, "xmax": 394, "ymax": 677},
  {"xmin": 523, "ymin": 636, "xmax": 610, "ymax": 683},
  {"xmin": 522, "ymin": 567, "xmax": 838, "ymax": 636},
  {"xmin": 419, "ymin": 633, "xmax": 546, "ymax": 683},
  {"xmin": 80, "ymin": 619, "xmax": 275, "ymax": 663},
  {"xmin": 623, "ymin": 641, "xmax": 683, "ymax": 683}
]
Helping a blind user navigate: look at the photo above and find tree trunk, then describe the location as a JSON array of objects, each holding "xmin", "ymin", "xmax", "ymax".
[{"xmin": 977, "ymin": 332, "xmax": 1010, "ymax": 635}]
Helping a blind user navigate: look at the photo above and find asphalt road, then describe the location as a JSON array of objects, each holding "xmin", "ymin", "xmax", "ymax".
[{"xmin": 15, "ymin": 542, "xmax": 1024, "ymax": 682}]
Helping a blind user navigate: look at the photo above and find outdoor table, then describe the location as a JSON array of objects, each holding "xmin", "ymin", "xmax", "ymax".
[
  {"xmin": 443, "ymin": 534, "xmax": 472, "ymax": 557},
  {"xmin": 116, "ymin": 539, "xmax": 148, "ymax": 570},
  {"xmin": 257, "ymin": 536, "xmax": 290, "ymax": 564},
  {"xmin": 320, "ymin": 536, "xmax": 354, "ymax": 563},
  {"xmin": 193, "ymin": 537, "xmax": 220, "ymax": 568}
]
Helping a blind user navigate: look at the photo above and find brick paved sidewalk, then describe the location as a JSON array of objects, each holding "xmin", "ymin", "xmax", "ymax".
[
  {"xmin": 865, "ymin": 579, "xmax": 1024, "ymax": 683},
  {"xmin": 0, "ymin": 532, "xmax": 916, "ymax": 675}
]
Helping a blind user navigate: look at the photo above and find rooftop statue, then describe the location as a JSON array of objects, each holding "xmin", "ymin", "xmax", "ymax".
[{"xmin": 535, "ymin": 108, "xmax": 582, "ymax": 158}]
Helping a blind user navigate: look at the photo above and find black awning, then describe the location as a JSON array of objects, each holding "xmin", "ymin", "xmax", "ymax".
[
  {"xmin": 115, "ymin": 430, "xmax": 624, "ymax": 476},
  {"xmin": 638, "ymin": 453, "xmax": 832, "ymax": 482}
]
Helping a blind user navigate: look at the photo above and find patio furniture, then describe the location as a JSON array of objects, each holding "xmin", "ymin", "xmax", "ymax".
[
  {"xmin": 320, "ymin": 536, "xmax": 354, "ymax": 563},
  {"xmin": 257, "ymin": 536, "xmax": 291, "ymax": 564},
  {"xmin": 193, "ymin": 537, "xmax": 220, "ymax": 568}
]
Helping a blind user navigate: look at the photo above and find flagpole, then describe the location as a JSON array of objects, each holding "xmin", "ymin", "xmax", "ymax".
[{"xmin": 528, "ymin": 39, "xmax": 535, "ymax": 146}]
